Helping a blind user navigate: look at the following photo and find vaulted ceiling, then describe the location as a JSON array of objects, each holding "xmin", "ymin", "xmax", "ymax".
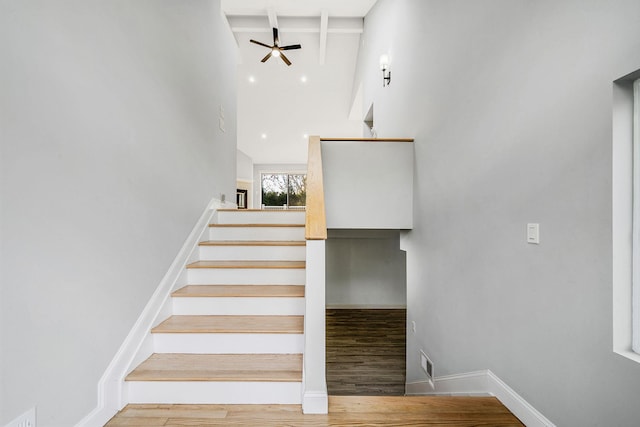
[{"xmin": 222, "ymin": 0, "xmax": 377, "ymax": 164}]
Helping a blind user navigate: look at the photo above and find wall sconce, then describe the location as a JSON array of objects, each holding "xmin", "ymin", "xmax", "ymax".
[{"xmin": 380, "ymin": 54, "xmax": 391, "ymax": 87}]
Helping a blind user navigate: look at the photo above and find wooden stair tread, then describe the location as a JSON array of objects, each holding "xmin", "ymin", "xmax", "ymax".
[
  {"xmin": 125, "ymin": 353, "xmax": 302, "ymax": 382},
  {"xmin": 199, "ymin": 240, "xmax": 305, "ymax": 247},
  {"xmin": 217, "ymin": 209, "xmax": 303, "ymax": 212},
  {"xmin": 187, "ymin": 260, "xmax": 305, "ymax": 269},
  {"xmin": 172, "ymin": 285, "xmax": 305, "ymax": 298},
  {"xmin": 209, "ymin": 223, "xmax": 304, "ymax": 228},
  {"xmin": 151, "ymin": 315, "xmax": 304, "ymax": 334}
]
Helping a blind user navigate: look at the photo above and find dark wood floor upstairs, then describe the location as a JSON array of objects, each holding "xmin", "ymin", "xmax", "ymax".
[{"xmin": 326, "ymin": 308, "xmax": 406, "ymax": 396}]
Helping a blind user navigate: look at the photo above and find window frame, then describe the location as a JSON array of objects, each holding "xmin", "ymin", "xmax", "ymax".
[
  {"xmin": 633, "ymin": 78, "xmax": 640, "ymax": 353},
  {"xmin": 260, "ymin": 172, "xmax": 307, "ymax": 209},
  {"xmin": 612, "ymin": 70, "xmax": 640, "ymax": 363}
]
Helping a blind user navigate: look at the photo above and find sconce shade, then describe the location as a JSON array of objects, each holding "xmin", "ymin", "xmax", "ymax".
[
  {"xmin": 379, "ymin": 54, "xmax": 389, "ymax": 71},
  {"xmin": 380, "ymin": 54, "xmax": 391, "ymax": 86}
]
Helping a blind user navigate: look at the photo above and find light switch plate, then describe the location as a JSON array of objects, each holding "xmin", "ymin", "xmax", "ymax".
[{"xmin": 527, "ymin": 223, "xmax": 540, "ymax": 244}]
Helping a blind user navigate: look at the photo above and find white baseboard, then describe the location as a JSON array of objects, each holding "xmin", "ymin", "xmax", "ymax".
[
  {"xmin": 74, "ymin": 197, "xmax": 227, "ymax": 427},
  {"xmin": 406, "ymin": 370, "xmax": 488, "ymax": 396},
  {"xmin": 3, "ymin": 407, "xmax": 36, "ymax": 427},
  {"xmin": 486, "ymin": 371, "xmax": 555, "ymax": 427},
  {"xmin": 406, "ymin": 370, "xmax": 555, "ymax": 427}
]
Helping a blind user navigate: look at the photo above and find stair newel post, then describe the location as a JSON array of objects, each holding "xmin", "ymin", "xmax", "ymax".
[
  {"xmin": 302, "ymin": 135, "xmax": 329, "ymax": 413},
  {"xmin": 303, "ymin": 239, "xmax": 328, "ymax": 413}
]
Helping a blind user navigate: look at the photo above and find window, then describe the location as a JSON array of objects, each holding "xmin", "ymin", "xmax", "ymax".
[
  {"xmin": 261, "ymin": 173, "xmax": 306, "ymax": 209},
  {"xmin": 613, "ymin": 71, "xmax": 640, "ymax": 362}
]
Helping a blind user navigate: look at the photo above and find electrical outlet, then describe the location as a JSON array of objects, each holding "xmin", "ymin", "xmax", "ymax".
[
  {"xmin": 411, "ymin": 320, "xmax": 416, "ymax": 333},
  {"xmin": 6, "ymin": 407, "xmax": 36, "ymax": 427}
]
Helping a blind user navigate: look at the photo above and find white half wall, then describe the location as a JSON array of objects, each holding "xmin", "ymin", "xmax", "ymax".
[
  {"xmin": 0, "ymin": 1, "xmax": 237, "ymax": 425},
  {"xmin": 321, "ymin": 140, "xmax": 413, "ymax": 229}
]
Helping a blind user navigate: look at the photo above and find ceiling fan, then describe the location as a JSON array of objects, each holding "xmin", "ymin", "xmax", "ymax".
[{"xmin": 250, "ymin": 28, "xmax": 301, "ymax": 66}]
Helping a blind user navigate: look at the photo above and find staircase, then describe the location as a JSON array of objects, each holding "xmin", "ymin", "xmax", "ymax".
[{"xmin": 125, "ymin": 209, "xmax": 307, "ymax": 404}]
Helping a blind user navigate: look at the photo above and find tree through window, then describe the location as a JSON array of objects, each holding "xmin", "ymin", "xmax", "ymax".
[{"xmin": 261, "ymin": 173, "xmax": 306, "ymax": 208}]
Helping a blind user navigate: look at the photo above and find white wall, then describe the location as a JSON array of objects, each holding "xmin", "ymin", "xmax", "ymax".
[
  {"xmin": 237, "ymin": 149, "xmax": 253, "ymax": 208},
  {"xmin": 321, "ymin": 140, "xmax": 413, "ymax": 229},
  {"xmin": 237, "ymin": 150, "xmax": 254, "ymax": 182},
  {"xmin": 326, "ymin": 230, "xmax": 406, "ymax": 308},
  {"xmin": 0, "ymin": 0, "xmax": 237, "ymax": 425},
  {"xmin": 357, "ymin": 0, "xmax": 640, "ymax": 425}
]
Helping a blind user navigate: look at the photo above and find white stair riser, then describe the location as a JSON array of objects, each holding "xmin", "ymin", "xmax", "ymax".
[
  {"xmin": 209, "ymin": 227, "xmax": 305, "ymax": 241},
  {"xmin": 217, "ymin": 211, "xmax": 305, "ymax": 225},
  {"xmin": 199, "ymin": 245, "xmax": 305, "ymax": 261},
  {"xmin": 153, "ymin": 333, "xmax": 304, "ymax": 354},
  {"xmin": 173, "ymin": 297, "xmax": 305, "ymax": 315},
  {"xmin": 126, "ymin": 381, "xmax": 302, "ymax": 404},
  {"xmin": 187, "ymin": 268, "xmax": 306, "ymax": 285}
]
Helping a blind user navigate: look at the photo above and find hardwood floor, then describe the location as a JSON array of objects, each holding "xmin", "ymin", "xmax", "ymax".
[
  {"xmin": 106, "ymin": 396, "xmax": 525, "ymax": 426},
  {"xmin": 326, "ymin": 309, "xmax": 406, "ymax": 395}
]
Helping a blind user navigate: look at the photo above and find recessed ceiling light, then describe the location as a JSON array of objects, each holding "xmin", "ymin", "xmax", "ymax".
[
  {"xmin": 248, "ymin": 75, "xmax": 256, "ymax": 83},
  {"xmin": 261, "ymin": 133, "xmax": 267, "ymax": 139},
  {"xmin": 303, "ymin": 133, "xmax": 309, "ymax": 139},
  {"xmin": 300, "ymin": 75, "xmax": 308, "ymax": 83}
]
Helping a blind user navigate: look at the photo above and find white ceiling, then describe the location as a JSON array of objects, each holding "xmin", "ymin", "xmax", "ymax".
[
  {"xmin": 223, "ymin": 0, "xmax": 377, "ymax": 165},
  {"xmin": 221, "ymin": 0, "xmax": 377, "ymax": 18}
]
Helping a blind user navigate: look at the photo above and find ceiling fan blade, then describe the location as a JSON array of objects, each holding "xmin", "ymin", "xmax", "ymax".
[
  {"xmin": 280, "ymin": 52, "xmax": 292, "ymax": 66},
  {"xmin": 250, "ymin": 39, "xmax": 272, "ymax": 49},
  {"xmin": 281, "ymin": 44, "xmax": 301, "ymax": 50},
  {"xmin": 273, "ymin": 27, "xmax": 279, "ymax": 46},
  {"xmin": 261, "ymin": 52, "xmax": 272, "ymax": 63}
]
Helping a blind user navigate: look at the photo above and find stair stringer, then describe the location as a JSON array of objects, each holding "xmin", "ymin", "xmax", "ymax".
[{"xmin": 74, "ymin": 197, "xmax": 231, "ymax": 427}]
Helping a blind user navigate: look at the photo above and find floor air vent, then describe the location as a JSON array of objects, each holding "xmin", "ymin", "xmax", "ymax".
[{"xmin": 420, "ymin": 350, "xmax": 434, "ymax": 388}]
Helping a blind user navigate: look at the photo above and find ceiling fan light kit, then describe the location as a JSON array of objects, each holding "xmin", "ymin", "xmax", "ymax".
[{"xmin": 250, "ymin": 27, "xmax": 301, "ymax": 66}]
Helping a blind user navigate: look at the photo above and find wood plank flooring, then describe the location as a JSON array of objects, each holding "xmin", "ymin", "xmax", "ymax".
[
  {"xmin": 106, "ymin": 396, "xmax": 525, "ymax": 426},
  {"xmin": 326, "ymin": 309, "xmax": 406, "ymax": 396}
]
